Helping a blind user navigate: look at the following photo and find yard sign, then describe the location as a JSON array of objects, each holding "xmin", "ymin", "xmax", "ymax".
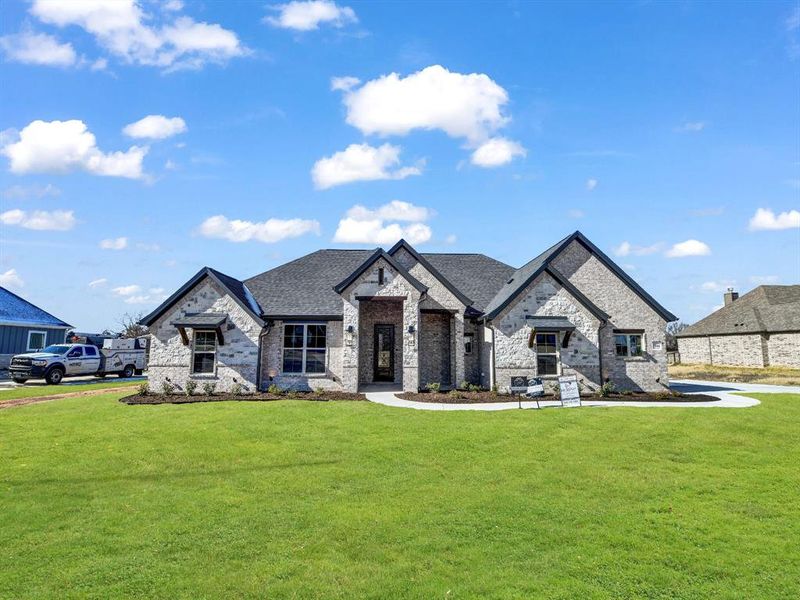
[{"xmin": 558, "ymin": 375, "xmax": 581, "ymax": 408}]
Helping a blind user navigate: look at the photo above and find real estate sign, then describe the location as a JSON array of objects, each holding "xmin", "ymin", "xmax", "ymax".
[
  {"xmin": 558, "ymin": 375, "xmax": 581, "ymax": 407},
  {"xmin": 510, "ymin": 376, "xmax": 529, "ymax": 394}
]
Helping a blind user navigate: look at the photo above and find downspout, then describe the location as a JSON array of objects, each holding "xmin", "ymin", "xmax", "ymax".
[
  {"xmin": 597, "ymin": 321, "xmax": 605, "ymax": 384},
  {"xmin": 256, "ymin": 320, "xmax": 272, "ymax": 391}
]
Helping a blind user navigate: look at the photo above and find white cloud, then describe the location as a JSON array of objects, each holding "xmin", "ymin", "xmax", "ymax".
[
  {"xmin": 786, "ymin": 6, "xmax": 800, "ymax": 31},
  {"xmin": 567, "ymin": 209, "xmax": 585, "ymax": 219},
  {"xmin": 164, "ymin": 159, "xmax": 177, "ymax": 170},
  {"xmin": 164, "ymin": 0, "xmax": 184, "ymax": 11},
  {"xmin": 749, "ymin": 275, "xmax": 780, "ymax": 285},
  {"xmin": 331, "ymin": 75, "xmax": 360, "ymax": 91},
  {"xmin": 88, "ymin": 278, "xmax": 108, "ymax": 288},
  {"xmin": 346, "ymin": 200, "xmax": 433, "ymax": 222},
  {"xmin": 333, "ymin": 201, "xmax": 434, "ymax": 245},
  {"xmin": 90, "ymin": 57, "xmax": 108, "ymax": 71},
  {"xmin": 311, "ymin": 143, "xmax": 422, "ymax": 189},
  {"xmin": 123, "ymin": 115, "xmax": 187, "ymax": 139},
  {"xmin": 198, "ymin": 215, "xmax": 320, "ymax": 243},
  {"xmin": 585, "ymin": 178, "xmax": 598, "ymax": 191},
  {"xmin": 333, "ymin": 218, "xmax": 431, "ymax": 245},
  {"xmin": 675, "ymin": 121, "xmax": 706, "ymax": 132},
  {"xmin": 445, "ymin": 234, "xmax": 457, "ymax": 245},
  {"xmin": 2, "ymin": 120, "xmax": 147, "ymax": 179},
  {"xmin": 0, "ymin": 208, "xmax": 76, "ymax": 231},
  {"xmin": 0, "ymin": 31, "xmax": 76, "ymax": 67},
  {"xmin": 339, "ymin": 65, "xmax": 511, "ymax": 145},
  {"xmin": 112, "ymin": 284, "xmax": 141, "ymax": 296},
  {"xmin": 700, "ymin": 281, "xmax": 735, "ymax": 293},
  {"xmin": 1, "ymin": 183, "xmax": 61, "ymax": 200},
  {"xmin": 0, "ymin": 268, "xmax": 24, "ymax": 289},
  {"xmin": 470, "ymin": 137, "xmax": 526, "ymax": 167},
  {"xmin": 265, "ymin": 1, "xmax": 357, "ymax": 31},
  {"xmin": 613, "ymin": 241, "xmax": 663, "ymax": 257},
  {"xmin": 665, "ymin": 239, "xmax": 711, "ymax": 258},
  {"xmin": 29, "ymin": 0, "xmax": 245, "ymax": 71},
  {"xmin": 748, "ymin": 208, "xmax": 800, "ymax": 231},
  {"xmin": 100, "ymin": 237, "xmax": 128, "ymax": 250}
]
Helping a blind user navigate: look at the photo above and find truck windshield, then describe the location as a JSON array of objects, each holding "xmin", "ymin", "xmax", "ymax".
[{"xmin": 42, "ymin": 345, "xmax": 70, "ymax": 354}]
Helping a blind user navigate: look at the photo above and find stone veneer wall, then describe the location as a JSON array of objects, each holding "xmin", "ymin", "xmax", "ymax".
[
  {"xmin": 419, "ymin": 312, "xmax": 452, "ymax": 387},
  {"xmin": 678, "ymin": 332, "xmax": 799, "ymax": 368},
  {"xmin": 358, "ymin": 300, "xmax": 403, "ymax": 385},
  {"xmin": 148, "ymin": 278, "xmax": 261, "ymax": 393},
  {"xmin": 260, "ymin": 319, "xmax": 343, "ymax": 391},
  {"xmin": 464, "ymin": 319, "xmax": 481, "ymax": 386},
  {"xmin": 552, "ymin": 241, "xmax": 669, "ymax": 391},
  {"xmin": 340, "ymin": 256, "xmax": 421, "ymax": 392},
  {"xmin": 492, "ymin": 272, "xmax": 602, "ymax": 392}
]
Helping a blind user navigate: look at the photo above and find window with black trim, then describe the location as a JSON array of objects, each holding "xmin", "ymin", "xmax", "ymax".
[
  {"xmin": 614, "ymin": 333, "xmax": 643, "ymax": 357},
  {"xmin": 192, "ymin": 330, "xmax": 217, "ymax": 374},
  {"xmin": 464, "ymin": 333, "xmax": 474, "ymax": 355},
  {"xmin": 283, "ymin": 324, "xmax": 327, "ymax": 374},
  {"xmin": 536, "ymin": 332, "xmax": 558, "ymax": 375}
]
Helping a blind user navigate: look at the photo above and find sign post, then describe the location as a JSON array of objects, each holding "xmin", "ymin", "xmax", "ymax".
[{"xmin": 558, "ymin": 375, "xmax": 581, "ymax": 408}]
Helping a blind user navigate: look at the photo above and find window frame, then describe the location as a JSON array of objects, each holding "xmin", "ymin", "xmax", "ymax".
[
  {"xmin": 282, "ymin": 323, "xmax": 327, "ymax": 375},
  {"xmin": 27, "ymin": 330, "xmax": 47, "ymax": 352},
  {"xmin": 535, "ymin": 332, "xmax": 560, "ymax": 376},
  {"xmin": 614, "ymin": 333, "xmax": 644, "ymax": 358},
  {"xmin": 464, "ymin": 333, "xmax": 474, "ymax": 355},
  {"xmin": 191, "ymin": 329, "xmax": 218, "ymax": 375}
]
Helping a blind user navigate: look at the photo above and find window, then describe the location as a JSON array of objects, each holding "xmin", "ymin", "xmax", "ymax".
[
  {"xmin": 535, "ymin": 333, "xmax": 559, "ymax": 376},
  {"xmin": 67, "ymin": 347, "xmax": 83, "ymax": 358},
  {"xmin": 283, "ymin": 324, "xmax": 327, "ymax": 374},
  {"xmin": 464, "ymin": 333, "xmax": 474, "ymax": 355},
  {"xmin": 27, "ymin": 331, "xmax": 46, "ymax": 351},
  {"xmin": 85, "ymin": 346, "xmax": 97, "ymax": 356},
  {"xmin": 378, "ymin": 267, "xmax": 385, "ymax": 285},
  {"xmin": 614, "ymin": 333, "xmax": 643, "ymax": 357},
  {"xmin": 192, "ymin": 330, "xmax": 217, "ymax": 374}
]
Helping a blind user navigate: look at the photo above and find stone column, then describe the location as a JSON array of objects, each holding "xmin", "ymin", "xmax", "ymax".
[
  {"xmin": 453, "ymin": 311, "xmax": 465, "ymax": 388},
  {"xmin": 402, "ymin": 297, "xmax": 420, "ymax": 392},
  {"xmin": 342, "ymin": 297, "xmax": 360, "ymax": 392}
]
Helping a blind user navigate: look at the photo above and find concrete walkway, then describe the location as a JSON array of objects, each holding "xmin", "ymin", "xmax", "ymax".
[{"xmin": 364, "ymin": 379, "xmax": 800, "ymax": 412}]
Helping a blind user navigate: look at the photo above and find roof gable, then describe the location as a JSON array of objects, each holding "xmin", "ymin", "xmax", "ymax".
[
  {"xmin": 387, "ymin": 239, "xmax": 473, "ymax": 306},
  {"xmin": 333, "ymin": 248, "xmax": 428, "ymax": 295},
  {"xmin": 484, "ymin": 231, "xmax": 677, "ymax": 322},
  {"xmin": 678, "ymin": 285, "xmax": 800, "ymax": 337},
  {"xmin": 0, "ymin": 286, "xmax": 72, "ymax": 328},
  {"xmin": 140, "ymin": 267, "xmax": 264, "ymax": 327}
]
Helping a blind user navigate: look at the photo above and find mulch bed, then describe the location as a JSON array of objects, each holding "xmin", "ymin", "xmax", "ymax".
[
  {"xmin": 120, "ymin": 390, "xmax": 365, "ymax": 405},
  {"xmin": 398, "ymin": 391, "xmax": 720, "ymax": 404}
]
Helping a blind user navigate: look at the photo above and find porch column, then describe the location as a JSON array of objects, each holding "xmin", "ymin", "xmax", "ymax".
[
  {"xmin": 453, "ymin": 312, "xmax": 465, "ymax": 387},
  {"xmin": 402, "ymin": 297, "xmax": 420, "ymax": 392},
  {"xmin": 342, "ymin": 297, "xmax": 360, "ymax": 392}
]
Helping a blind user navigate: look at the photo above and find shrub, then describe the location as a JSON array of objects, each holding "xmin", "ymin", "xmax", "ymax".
[
  {"xmin": 315, "ymin": 386, "xmax": 325, "ymax": 395},
  {"xmin": 448, "ymin": 389, "xmax": 464, "ymax": 399},
  {"xmin": 459, "ymin": 380, "xmax": 470, "ymax": 390},
  {"xmin": 426, "ymin": 382, "xmax": 441, "ymax": 393},
  {"xmin": 468, "ymin": 383, "xmax": 482, "ymax": 392},
  {"xmin": 231, "ymin": 383, "xmax": 245, "ymax": 396},
  {"xmin": 161, "ymin": 380, "xmax": 175, "ymax": 395},
  {"xmin": 267, "ymin": 383, "xmax": 282, "ymax": 395},
  {"xmin": 137, "ymin": 382, "xmax": 149, "ymax": 396},
  {"xmin": 599, "ymin": 381, "xmax": 615, "ymax": 398},
  {"xmin": 202, "ymin": 382, "xmax": 217, "ymax": 396},
  {"xmin": 549, "ymin": 383, "xmax": 561, "ymax": 399},
  {"xmin": 184, "ymin": 380, "xmax": 197, "ymax": 397}
]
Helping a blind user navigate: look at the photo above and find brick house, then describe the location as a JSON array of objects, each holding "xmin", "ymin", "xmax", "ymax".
[
  {"xmin": 141, "ymin": 231, "xmax": 677, "ymax": 394},
  {"xmin": 677, "ymin": 285, "xmax": 800, "ymax": 368}
]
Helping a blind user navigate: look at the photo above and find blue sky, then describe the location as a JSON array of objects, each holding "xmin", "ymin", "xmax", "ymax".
[{"xmin": 1, "ymin": 0, "xmax": 798, "ymax": 332}]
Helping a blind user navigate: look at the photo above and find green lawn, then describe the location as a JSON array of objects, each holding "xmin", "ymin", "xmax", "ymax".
[
  {"xmin": 0, "ymin": 379, "xmax": 141, "ymax": 401},
  {"xmin": 1, "ymin": 392, "xmax": 797, "ymax": 599}
]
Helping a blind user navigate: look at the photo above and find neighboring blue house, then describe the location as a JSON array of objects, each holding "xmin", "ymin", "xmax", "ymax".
[{"xmin": 0, "ymin": 287, "xmax": 72, "ymax": 370}]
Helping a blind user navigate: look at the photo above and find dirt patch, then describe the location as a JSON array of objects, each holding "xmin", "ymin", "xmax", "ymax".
[
  {"xmin": 0, "ymin": 387, "xmax": 132, "ymax": 410},
  {"xmin": 121, "ymin": 390, "xmax": 365, "ymax": 405},
  {"xmin": 398, "ymin": 391, "xmax": 720, "ymax": 404},
  {"xmin": 669, "ymin": 363, "xmax": 800, "ymax": 386}
]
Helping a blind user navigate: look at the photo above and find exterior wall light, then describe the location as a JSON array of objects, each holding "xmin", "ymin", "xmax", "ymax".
[
  {"xmin": 407, "ymin": 325, "xmax": 415, "ymax": 334},
  {"xmin": 345, "ymin": 325, "xmax": 355, "ymax": 346}
]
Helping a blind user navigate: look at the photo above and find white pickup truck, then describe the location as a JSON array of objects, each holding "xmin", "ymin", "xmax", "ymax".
[{"xmin": 9, "ymin": 338, "xmax": 146, "ymax": 385}]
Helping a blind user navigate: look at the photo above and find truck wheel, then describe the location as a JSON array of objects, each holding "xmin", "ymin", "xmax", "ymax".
[
  {"xmin": 46, "ymin": 367, "xmax": 64, "ymax": 385},
  {"xmin": 120, "ymin": 365, "xmax": 135, "ymax": 378},
  {"xmin": 12, "ymin": 377, "xmax": 27, "ymax": 384}
]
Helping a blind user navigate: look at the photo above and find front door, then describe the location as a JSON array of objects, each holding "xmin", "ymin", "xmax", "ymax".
[{"xmin": 373, "ymin": 324, "xmax": 395, "ymax": 382}]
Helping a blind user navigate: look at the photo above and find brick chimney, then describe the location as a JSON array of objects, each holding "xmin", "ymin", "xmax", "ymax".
[{"xmin": 724, "ymin": 287, "xmax": 739, "ymax": 306}]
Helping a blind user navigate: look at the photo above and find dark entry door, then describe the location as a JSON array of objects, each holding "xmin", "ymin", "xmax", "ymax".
[{"xmin": 374, "ymin": 324, "xmax": 395, "ymax": 382}]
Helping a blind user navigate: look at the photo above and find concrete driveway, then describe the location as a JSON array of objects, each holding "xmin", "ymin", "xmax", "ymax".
[{"xmin": 365, "ymin": 379, "xmax": 799, "ymax": 412}]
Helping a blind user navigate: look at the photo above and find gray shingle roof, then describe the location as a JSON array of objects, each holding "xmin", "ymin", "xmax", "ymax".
[
  {"xmin": 678, "ymin": 285, "xmax": 800, "ymax": 337},
  {"xmin": 245, "ymin": 250, "xmax": 374, "ymax": 318},
  {"xmin": 420, "ymin": 253, "xmax": 516, "ymax": 312}
]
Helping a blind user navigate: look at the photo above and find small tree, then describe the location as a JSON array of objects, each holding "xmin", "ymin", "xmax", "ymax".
[
  {"xmin": 117, "ymin": 312, "xmax": 149, "ymax": 339},
  {"xmin": 666, "ymin": 321, "xmax": 690, "ymax": 351}
]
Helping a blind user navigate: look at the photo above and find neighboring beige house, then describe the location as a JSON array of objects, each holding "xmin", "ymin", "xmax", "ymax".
[
  {"xmin": 141, "ymin": 231, "xmax": 677, "ymax": 394},
  {"xmin": 677, "ymin": 285, "xmax": 800, "ymax": 368}
]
